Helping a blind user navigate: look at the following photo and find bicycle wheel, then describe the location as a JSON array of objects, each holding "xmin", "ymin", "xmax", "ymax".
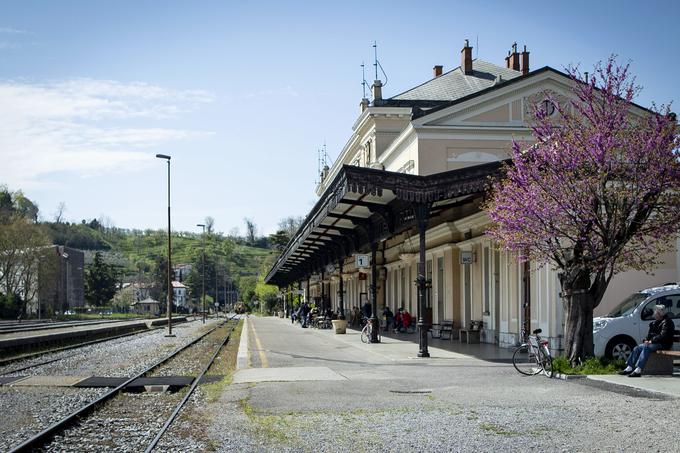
[
  {"xmin": 539, "ymin": 348, "xmax": 554, "ymax": 378},
  {"xmin": 361, "ymin": 326, "xmax": 370, "ymax": 343},
  {"xmin": 512, "ymin": 344, "xmax": 541, "ymax": 376}
]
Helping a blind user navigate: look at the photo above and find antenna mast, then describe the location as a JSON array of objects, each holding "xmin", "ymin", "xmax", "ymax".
[
  {"xmin": 373, "ymin": 41, "xmax": 378, "ymax": 80},
  {"xmin": 361, "ymin": 62, "xmax": 368, "ymax": 99},
  {"xmin": 372, "ymin": 40, "xmax": 388, "ymax": 86}
]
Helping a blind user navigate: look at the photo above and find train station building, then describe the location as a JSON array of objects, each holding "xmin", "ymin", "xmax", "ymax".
[{"xmin": 265, "ymin": 42, "xmax": 679, "ymax": 354}]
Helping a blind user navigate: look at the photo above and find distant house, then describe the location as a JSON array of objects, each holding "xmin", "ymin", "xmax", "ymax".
[
  {"xmin": 131, "ymin": 297, "xmax": 160, "ymax": 316},
  {"xmin": 123, "ymin": 282, "xmax": 153, "ymax": 302},
  {"xmin": 172, "ymin": 281, "xmax": 188, "ymax": 310}
]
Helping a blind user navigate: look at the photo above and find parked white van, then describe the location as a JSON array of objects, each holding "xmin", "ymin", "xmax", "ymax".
[{"xmin": 593, "ymin": 284, "xmax": 680, "ymax": 360}]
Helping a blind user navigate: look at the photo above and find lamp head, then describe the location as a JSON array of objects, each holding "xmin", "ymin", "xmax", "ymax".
[{"xmin": 155, "ymin": 154, "xmax": 171, "ymax": 160}]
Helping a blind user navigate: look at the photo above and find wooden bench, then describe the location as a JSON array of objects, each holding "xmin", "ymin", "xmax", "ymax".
[{"xmin": 646, "ymin": 330, "xmax": 680, "ymax": 375}]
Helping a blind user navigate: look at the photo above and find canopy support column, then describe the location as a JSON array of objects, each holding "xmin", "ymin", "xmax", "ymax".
[
  {"xmin": 338, "ymin": 260, "xmax": 345, "ymax": 320},
  {"xmin": 370, "ymin": 241, "xmax": 381, "ymax": 343},
  {"xmin": 415, "ymin": 202, "xmax": 432, "ymax": 358}
]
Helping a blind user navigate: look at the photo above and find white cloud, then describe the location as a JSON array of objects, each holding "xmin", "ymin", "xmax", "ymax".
[
  {"xmin": 0, "ymin": 27, "xmax": 29, "ymax": 35},
  {"xmin": 0, "ymin": 78, "xmax": 214, "ymax": 188}
]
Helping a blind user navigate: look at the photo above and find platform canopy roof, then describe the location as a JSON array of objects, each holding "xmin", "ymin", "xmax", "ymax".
[{"xmin": 265, "ymin": 161, "xmax": 506, "ymax": 287}]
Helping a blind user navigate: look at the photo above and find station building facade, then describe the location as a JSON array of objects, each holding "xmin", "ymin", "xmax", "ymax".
[{"xmin": 267, "ymin": 43, "xmax": 679, "ymax": 352}]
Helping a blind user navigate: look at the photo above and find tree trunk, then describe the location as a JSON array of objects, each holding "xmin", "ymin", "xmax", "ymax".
[
  {"xmin": 563, "ymin": 288, "xmax": 593, "ymax": 366},
  {"xmin": 562, "ymin": 282, "xmax": 595, "ymax": 366}
]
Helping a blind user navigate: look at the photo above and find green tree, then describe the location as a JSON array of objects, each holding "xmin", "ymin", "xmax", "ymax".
[
  {"xmin": 85, "ymin": 252, "xmax": 118, "ymax": 307},
  {"xmin": 12, "ymin": 190, "xmax": 39, "ymax": 222},
  {"xmin": 150, "ymin": 254, "xmax": 169, "ymax": 304},
  {"xmin": 0, "ymin": 218, "xmax": 51, "ymax": 316},
  {"xmin": 268, "ymin": 230, "xmax": 290, "ymax": 251}
]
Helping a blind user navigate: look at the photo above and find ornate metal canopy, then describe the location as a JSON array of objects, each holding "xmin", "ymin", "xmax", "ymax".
[{"xmin": 265, "ymin": 161, "xmax": 505, "ymax": 287}]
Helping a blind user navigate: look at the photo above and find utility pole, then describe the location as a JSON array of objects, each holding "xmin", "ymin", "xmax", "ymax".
[
  {"xmin": 196, "ymin": 223, "xmax": 206, "ymax": 323},
  {"xmin": 155, "ymin": 154, "xmax": 174, "ymax": 337}
]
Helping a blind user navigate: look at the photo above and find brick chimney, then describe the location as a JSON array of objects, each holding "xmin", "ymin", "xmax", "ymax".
[
  {"xmin": 505, "ymin": 42, "xmax": 520, "ymax": 71},
  {"xmin": 461, "ymin": 39, "xmax": 473, "ymax": 75},
  {"xmin": 520, "ymin": 45, "xmax": 530, "ymax": 75},
  {"xmin": 433, "ymin": 65, "xmax": 443, "ymax": 77}
]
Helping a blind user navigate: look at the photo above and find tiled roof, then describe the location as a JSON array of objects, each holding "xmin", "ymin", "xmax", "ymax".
[{"xmin": 390, "ymin": 59, "xmax": 522, "ymax": 102}]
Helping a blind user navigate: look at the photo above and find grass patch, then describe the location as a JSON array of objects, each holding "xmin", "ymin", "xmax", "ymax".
[
  {"xmin": 479, "ymin": 422, "xmax": 519, "ymax": 436},
  {"xmin": 239, "ymin": 398, "xmax": 292, "ymax": 444},
  {"xmin": 552, "ymin": 355, "xmax": 625, "ymax": 375}
]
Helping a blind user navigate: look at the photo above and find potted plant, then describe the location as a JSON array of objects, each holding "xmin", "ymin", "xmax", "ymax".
[{"xmin": 331, "ymin": 310, "xmax": 347, "ymax": 334}]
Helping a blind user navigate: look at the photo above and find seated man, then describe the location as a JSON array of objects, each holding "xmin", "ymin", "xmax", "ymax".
[
  {"xmin": 393, "ymin": 308, "xmax": 403, "ymax": 333},
  {"xmin": 619, "ymin": 305, "xmax": 675, "ymax": 377},
  {"xmin": 401, "ymin": 309, "xmax": 412, "ymax": 333}
]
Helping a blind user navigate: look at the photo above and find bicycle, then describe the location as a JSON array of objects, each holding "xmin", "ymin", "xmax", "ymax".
[
  {"xmin": 512, "ymin": 328, "xmax": 554, "ymax": 377},
  {"xmin": 360, "ymin": 317, "xmax": 381, "ymax": 343}
]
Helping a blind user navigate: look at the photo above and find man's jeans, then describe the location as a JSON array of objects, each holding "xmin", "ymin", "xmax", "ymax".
[{"xmin": 626, "ymin": 342, "xmax": 664, "ymax": 370}]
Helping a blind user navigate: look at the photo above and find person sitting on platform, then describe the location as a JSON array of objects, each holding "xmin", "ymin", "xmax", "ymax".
[
  {"xmin": 394, "ymin": 308, "xmax": 404, "ymax": 333},
  {"xmin": 619, "ymin": 305, "xmax": 675, "ymax": 377},
  {"xmin": 401, "ymin": 309, "xmax": 412, "ymax": 333}
]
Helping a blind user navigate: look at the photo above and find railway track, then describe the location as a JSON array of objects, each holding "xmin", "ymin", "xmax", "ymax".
[{"xmin": 7, "ymin": 315, "xmax": 240, "ymax": 452}]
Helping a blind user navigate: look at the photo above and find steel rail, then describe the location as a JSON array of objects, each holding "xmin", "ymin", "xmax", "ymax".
[
  {"xmin": 145, "ymin": 316, "xmax": 239, "ymax": 452},
  {"xmin": 8, "ymin": 317, "xmax": 233, "ymax": 453}
]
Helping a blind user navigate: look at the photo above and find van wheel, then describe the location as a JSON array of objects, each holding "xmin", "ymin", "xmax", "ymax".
[{"xmin": 605, "ymin": 337, "xmax": 636, "ymax": 361}]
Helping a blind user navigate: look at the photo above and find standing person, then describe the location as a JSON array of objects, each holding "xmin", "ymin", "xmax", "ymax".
[
  {"xmin": 382, "ymin": 306, "xmax": 394, "ymax": 332},
  {"xmin": 619, "ymin": 305, "xmax": 675, "ymax": 377},
  {"xmin": 301, "ymin": 302, "xmax": 310, "ymax": 328},
  {"xmin": 362, "ymin": 299, "xmax": 372, "ymax": 323}
]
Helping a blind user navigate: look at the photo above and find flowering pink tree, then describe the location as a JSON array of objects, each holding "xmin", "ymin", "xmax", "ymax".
[{"xmin": 486, "ymin": 58, "xmax": 680, "ymax": 364}]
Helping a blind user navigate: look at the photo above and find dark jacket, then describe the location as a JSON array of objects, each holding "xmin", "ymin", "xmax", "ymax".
[
  {"xmin": 362, "ymin": 302, "xmax": 372, "ymax": 319},
  {"xmin": 645, "ymin": 315, "xmax": 676, "ymax": 349}
]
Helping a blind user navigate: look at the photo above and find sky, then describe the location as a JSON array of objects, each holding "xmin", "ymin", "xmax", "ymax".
[{"xmin": 0, "ymin": 0, "xmax": 678, "ymax": 236}]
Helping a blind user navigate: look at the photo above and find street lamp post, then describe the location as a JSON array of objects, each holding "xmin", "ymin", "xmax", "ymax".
[
  {"xmin": 156, "ymin": 153, "xmax": 174, "ymax": 337},
  {"xmin": 197, "ymin": 223, "xmax": 206, "ymax": 323}
]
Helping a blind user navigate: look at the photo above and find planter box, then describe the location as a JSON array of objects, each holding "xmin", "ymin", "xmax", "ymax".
[{"xmin": 331, "ymin": 319, "xmax": 347, "ymax": 334}]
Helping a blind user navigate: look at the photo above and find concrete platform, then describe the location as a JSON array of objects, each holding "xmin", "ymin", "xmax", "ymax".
[
  {"xmin": 586, "ymin": 374, "xmax": 680, "ymax": 398},
  {"xmin": 233, "ymin": 366, "xmax": 347, "ymax": 383},
  {"xmin": 0, "ymin": 316, "xmax": 188, "ymax": 354},
  {"xmin": 259, "ymin": 316, "xmax": 680, "ymax": 399}
]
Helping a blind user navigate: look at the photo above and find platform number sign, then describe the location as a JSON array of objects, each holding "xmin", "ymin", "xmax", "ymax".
[{"xmin": 356, "ymin": 254, "xmax": 370, "ymax": 268}]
